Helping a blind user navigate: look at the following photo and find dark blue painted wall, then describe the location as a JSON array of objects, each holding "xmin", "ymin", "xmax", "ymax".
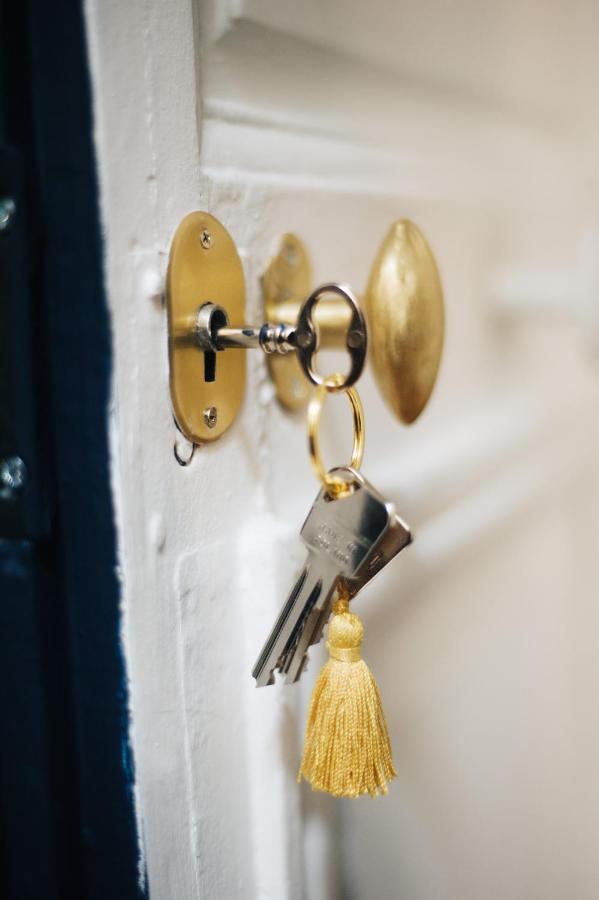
[{"xmin": 0, "ymin": 1, "xmax": 143, "ymax": 896}]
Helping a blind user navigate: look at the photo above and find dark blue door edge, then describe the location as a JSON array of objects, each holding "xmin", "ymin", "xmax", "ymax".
[{"xmin": 0, "ymin": 0, "xmax": 144, "ymax": 896}]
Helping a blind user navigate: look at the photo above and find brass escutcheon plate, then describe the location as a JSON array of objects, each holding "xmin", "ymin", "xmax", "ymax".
[
  {"xmin": 167, "ymin": 212, "xmax": 246, "ymax": 443},
  {"xmin": 262, "ymin": 233, "xmax": 313, "ymax": 411}
]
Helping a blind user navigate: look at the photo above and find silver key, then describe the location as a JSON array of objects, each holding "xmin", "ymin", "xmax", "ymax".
[
  {"xmin": 252, "ymin": 466, "xmax": 411, "ymax": 687},
  {"xmin": 281, "ymin": 468, "xmax": 412, "ymax": 683}
]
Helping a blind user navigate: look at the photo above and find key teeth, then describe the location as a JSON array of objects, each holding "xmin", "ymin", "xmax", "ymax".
[
  {"xmin": 254, "ymin": 669, "xmax": 276, "ymax": 688},
  {"xmin": 285, "ymin": 653, "xmax": 308, "ymax": 684},
  {"xmin": 298, "ymin": 655, "xmax": 309, "ymax": 680},
  {"xmin": 255, "ymin": 662, "xmax": 307, "ymax": 688},
  {"xmin": 255, "ymin": 648, "xmax": 310, "ymax": 687}
]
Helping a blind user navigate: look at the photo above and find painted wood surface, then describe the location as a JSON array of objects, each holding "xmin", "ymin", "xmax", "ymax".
[{"xmin": 86, "ymin": 0, "xmax": 599, "ymax": 897}]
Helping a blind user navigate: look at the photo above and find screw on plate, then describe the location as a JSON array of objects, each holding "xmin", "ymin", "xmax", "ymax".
[
  {"xmin": 200, "ymin": 229, "xmax": 212, "ymax": 249},
  {"xmin": 203, "ymin": 406, "xmax": 218, "ymax": 428},
  {"xmin": 0, "ymin": 455, "xmax": 26, "ymax": 499},
  {"xmin": 0, "ymin": 198, "xmax": 16, "ymax": 233}
]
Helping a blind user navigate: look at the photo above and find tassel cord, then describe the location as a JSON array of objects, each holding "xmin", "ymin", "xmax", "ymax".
[{"xmin": 298, "ymin": 592, "xmax": 396, "ymax": 798}]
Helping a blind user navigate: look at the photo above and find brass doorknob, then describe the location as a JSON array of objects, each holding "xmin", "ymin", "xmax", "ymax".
[
  {"xmin": 166, "ymin": 213, "xmax": 445, "ymax": 449},
  {"xmin": 262, "ymin": 220, "xmax": 445, "ymax": 424}
]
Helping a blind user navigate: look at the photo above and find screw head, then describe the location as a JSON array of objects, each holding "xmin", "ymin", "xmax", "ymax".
[
  {"xmin": 0, "ymin": 198, "xmax": 16, "ymax": 233},
  {"xmin": 200, "ymin": 229, "xmax": 212, "ymax": 249},
  {"xmin": 203, "ymin": 406, "xmax": 218, "ymax": 428},
  {"xmin": 0, "ymin": 455, "xmax": 26, "ymax": 499}
]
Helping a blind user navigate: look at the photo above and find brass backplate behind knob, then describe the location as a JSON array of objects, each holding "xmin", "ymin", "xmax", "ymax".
[
  {"xmin": 167, "ymin": 212, "xmax": 246, "ymax": 443},
  {"xmin": 262, "ymin": 233, "xmax": 313, "ymax": 411},
  {"xmin": 364, "ymin": 220, "xmax": 444, "ymax": 424}
]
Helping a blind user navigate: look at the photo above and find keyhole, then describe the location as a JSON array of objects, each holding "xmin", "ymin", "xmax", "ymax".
[
  {"xmin": 202, "ymin": 306, "xmax": 228, "ymax": 383},
  {"xmin": 204, "ymin": 351, "xmax": 217, "ymax": 383}
]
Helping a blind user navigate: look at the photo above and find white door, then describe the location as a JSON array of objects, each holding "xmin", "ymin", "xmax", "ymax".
[{"xmin": 86, "ymin": 1, "xmax": 599, "ymax": 897}]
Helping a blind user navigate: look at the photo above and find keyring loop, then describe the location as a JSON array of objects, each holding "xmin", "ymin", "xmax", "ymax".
[
  {"xmin": 295, "ymin": 283, "xmax": 367, "ymax": 393},
  {"xmin": 174, "ymin": 437, "xmax": 197, "ymax": 466},
  {"xmin": 307, "ymin": 376, "xmax": 365, "ymax": 491}
]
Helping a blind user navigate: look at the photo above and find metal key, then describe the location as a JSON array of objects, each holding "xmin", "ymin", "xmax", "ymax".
[
  {"xmin": 281, "ymin": 467, "xmax": 413, "ymax": 683},
  {"xmin": 252, "ymin": 466, "xmax": 411, "ymax": 687}
]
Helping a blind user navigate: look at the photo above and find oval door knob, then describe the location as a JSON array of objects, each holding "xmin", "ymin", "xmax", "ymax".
[
  {"xmin": 263, "ymin": 220, "xmax": 445, "ymax": 424},
  {"xmin": 364, "ymin": 220, "xmax": 445, "ymax": 424}
]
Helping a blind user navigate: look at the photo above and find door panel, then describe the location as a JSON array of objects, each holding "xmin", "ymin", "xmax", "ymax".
[{"xmin": 86, "ymin": 0, "xmax": 599, "ymax": 897}]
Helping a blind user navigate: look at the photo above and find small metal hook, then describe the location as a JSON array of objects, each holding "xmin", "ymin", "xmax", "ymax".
[{"xmin": 174, "ymin": 436, "xmax": 198, "ymax": 466}]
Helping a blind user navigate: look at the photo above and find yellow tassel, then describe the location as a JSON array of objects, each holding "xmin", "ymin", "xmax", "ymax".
[{"xmin": 298, "ymin": 589, "xmax": 396, "ymax": 798}]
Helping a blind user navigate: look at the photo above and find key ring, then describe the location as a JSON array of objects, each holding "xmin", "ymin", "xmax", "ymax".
[{"xmin": 307, "ymin": 374, "xmax": 365, "ymax": 493}]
